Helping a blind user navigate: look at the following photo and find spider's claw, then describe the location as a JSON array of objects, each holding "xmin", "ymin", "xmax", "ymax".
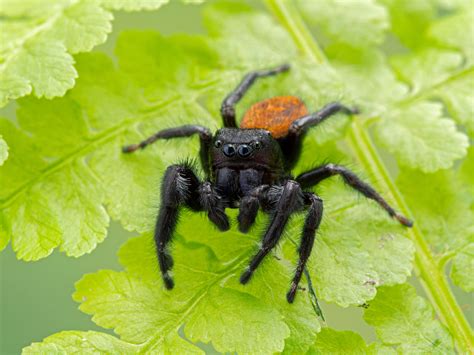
[
  {"xmin": 395, "ymin": 213, "xmax": 414, "ymax": 227},
  {"xmin": 163, "ymin": 273, "xmax": 175, "ymax": 290},
  {"xmin": 237, "ymin": 212, "xmax": 256, "ymax": 233},
  {"xmin": 286, "ymin": 283, "xmax": 298, "ymax": 303},
  {"xmin": 240, "ymin": 269, "xmax": 252, "ymax": 285},
  {"xmin": 122, "ymin": 144, "xmax": 139, "ymax": 153},
  {"xmin": 350, "ymin": 106, "xmax": 360, "ymax": 115},
  {"xmin": 277, "ymin": 63, "xmax": 290, "ymax": 72},
  {"xmin": 208, "ymin": 210, "xmax": 230, "ymax": 231},
  {"xmin": 238, "ymin": 224, "xmax": 250, "ymax": 234},
  {"xmin": 266, "ymin": 63, "xmax": 290, "ymax": 75}
]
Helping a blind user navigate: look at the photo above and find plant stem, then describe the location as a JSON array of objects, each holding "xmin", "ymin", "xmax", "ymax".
[
  {"xmin": 265, "ymin": 0, "xmax": 474, "ymax": 352},
  {"xmin": 349, "ymin": 121, "xmax": 474, "ymax": 353}
]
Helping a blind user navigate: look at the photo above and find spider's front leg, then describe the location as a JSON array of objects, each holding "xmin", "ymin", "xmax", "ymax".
[
  {"xmin": 287, "ymin": 192, "xmax": 323, "ymax": 303},
  {"xmin": 156, "ymin": 164, "xmax": 229, "ymax": 289},
  {"xmin": 156, "ymin": 164, "xmax": 199, "ymax": 289},
  {"xmin": 240, "ymin": 180, "xmax": 304, "ymax": 285},
  {"xmin": 122, "ymin": 124, "xmax": 212, "ymax": 176}
]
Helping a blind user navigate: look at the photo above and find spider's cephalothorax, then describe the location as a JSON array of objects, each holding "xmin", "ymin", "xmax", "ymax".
[{"xmin": 123, "ymin": 64, "xmax": 413, "ymax": 303}]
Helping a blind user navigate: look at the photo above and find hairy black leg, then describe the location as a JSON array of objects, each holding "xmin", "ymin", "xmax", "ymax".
[
  {"xmin": 122, "ymin": 125, "xmax": 212, "ymax": 175},
  {"xmin": 156, "ymin": 164, "xmax": 230, "ymax": 289},
  {"xmin": 296, "ymin": 164, "xmax": 413, "ymax": 227},
  {"xmin": 278, "ymin": 102, "xmax": 358, "ymax": 170},
  {"xmin": 287, "ymin": 193, "xmax": 323, "ymax": 303},
  {"xmin": 240, "ymin": 180, "xmax": 303, "ymax": 284},
  {"xmin": 289, "ymin": 102, "xmax": 359, "ymax": 136},
  {"xmin": 155, "ymin": 164, "xmax": 201, "ymax": 289},
  {"xmin": 199, "ymin": 181, "xmax": 230, "ymax": 231},
  {"xmin": 221, "ymin": 64, "xmax": 290, "ymax": 128},
  {"xmin": 238, "ymin": 185, "xmax": 269, "ymax": 233}
]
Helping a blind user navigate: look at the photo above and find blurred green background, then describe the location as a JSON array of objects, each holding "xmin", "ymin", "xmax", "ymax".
[{"xmin": 0, "ymin": 2, "xmax": 472, "ymax": 354}]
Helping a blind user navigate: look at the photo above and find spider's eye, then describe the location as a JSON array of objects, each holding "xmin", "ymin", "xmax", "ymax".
[
  {"xmin": 223, "ymin": 144, "xmax": 236, "ymax": 157},
  {"xmin": 238, "ymin": 144, "xmax": 252, "ymax": 157},
  {"xmin": 254, "ymin": 141, "xmax": 262, "ymax": 149},
  {"xmin": 214, "ymin": 140, "xmax": 222, "ymax": 148}
]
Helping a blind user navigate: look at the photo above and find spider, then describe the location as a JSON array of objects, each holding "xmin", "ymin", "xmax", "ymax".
[{"xmin": 123, "ymin": 64, "xmax": 413, "ymax": 303}]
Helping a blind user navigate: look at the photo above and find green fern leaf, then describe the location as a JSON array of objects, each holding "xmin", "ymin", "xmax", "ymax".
[
  {"xmin": 397, "ymin": 147, "xmax": 474, "ymax": 292},
  {"xmin": 0, "ymin": 134, "xmax": 7, "ymax": 165},
  {"xmin": 23, "ymin": 331, "xmax": 139, "ymax": 354},
  {"xmin": 302, "ymin": 0, "xmax": 471, "ymax": 171},
  {"xmin": 0, "ymin": 0, "xmax": 198, "ymax": 107},
  {"xmin": 1, "ymin": 0, "xmax": 470, "ymax": 353},
  {"xmin": 0, "ymin": 33, "xmax": 220, "ymax": 259},
  {"xmin": 15, "ymin": 4, "xmax": 415, "ymax": 352},
  {"xmin": 24, "ymin": 231, "xmax": 313, "ymax": 354},
  {"xmin": 308, "ymin": 328, "xmax": 396, "ymax": 354},
  {"xmin": 299, "ymin": 0, "xmax": 389, "ymax": 48},
  {"xmin": 451, "ymin": 243, "xmax": 474, "ymax": 292},
  {"xmin": 364, "ymin": 283, "xmax": 455, "ymax": 353},
  {"xmin": 100, "ymin": 0, "xmax": 169, "ymax": 11}
]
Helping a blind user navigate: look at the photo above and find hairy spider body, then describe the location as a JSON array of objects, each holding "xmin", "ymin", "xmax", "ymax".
[{"xmin": 123, "ymin": 64, "xmax": 413, "ymax": 303}]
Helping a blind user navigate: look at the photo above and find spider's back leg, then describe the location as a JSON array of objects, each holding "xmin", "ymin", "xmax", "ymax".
[
  {"xmin": 278, "ymin": 102, "xmax": 358, "ymax": 170},
  {"xmin": 296, "ymin": 163, "xmax": 413, "ymax": 227},
  {"xmin": 221, "ymin": 64, "xmax": 290, "ymax": 128}
]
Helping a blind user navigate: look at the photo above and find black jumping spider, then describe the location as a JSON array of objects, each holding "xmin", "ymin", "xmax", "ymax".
[{"xmin": 123, "ymin": 64, "xmax": 413, "ymax": 303}]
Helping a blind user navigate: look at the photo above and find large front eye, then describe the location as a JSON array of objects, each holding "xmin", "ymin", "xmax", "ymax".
[
  {"xmin": 238, "ymin": 144, "xmax": 252, "ymax": 157},
  {"xmin": 214, "ymin": 140, "xmax": 222, "ymax": 148},
  {"xmin": 223, "ymin": 144, "xmax": 236, "ymax": 157}
]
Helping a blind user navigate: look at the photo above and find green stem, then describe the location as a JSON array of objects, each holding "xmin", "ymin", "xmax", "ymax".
[
  {"xmin": 265, "ymin": 0, "xmax": 474, "ymax": 352},
  {"xmin": 265, "ymin": 0, "xmax": 326, "ymax": 64},
  {"xmin": 349, "ymin": 121, "xmax": 473, "ymax": 353}
]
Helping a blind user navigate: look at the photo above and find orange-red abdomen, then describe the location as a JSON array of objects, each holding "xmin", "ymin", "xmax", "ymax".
[{"xmin": 240, "ymin": 96, "xmax": 309, "ymax": 138}]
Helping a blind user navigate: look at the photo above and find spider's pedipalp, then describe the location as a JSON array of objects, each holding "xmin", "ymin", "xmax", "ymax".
[
  {"xmin": 199, "ymin": 181, "xmax": 230, "ymax": 231},
  {"xmin": 237, "ymin": 185, "xmax": 269, "ymax": 233}
]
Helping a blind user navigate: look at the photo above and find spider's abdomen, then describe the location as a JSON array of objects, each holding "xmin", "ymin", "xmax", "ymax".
[{"xmin": 240, "ymin": 96, "xmax": 309, "ymax": 138}]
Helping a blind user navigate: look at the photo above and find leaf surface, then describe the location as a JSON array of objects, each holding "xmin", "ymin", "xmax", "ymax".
[
  {"xmin": 0, "ymin": 134, "xmax": 7, "ymax": 165},
  {"xmin": 451, "ymin": 243, "xmax": 474, "ymax": 292},
  {"xmin": 298, "ymin": 0, "xmax": 389, "ymax": 48},
  {"xmin": 364, "ymin": 284, "xmax": 455, "ymax": 353},
  {"xmin": 312, "ymin": 2, "xmax": 472, "ymax": 169},
  {"xmin": 307, "ymin": 328, "xmax": 396, "ymax": 355},
  {"xmin": 4, "ymin": 0, "xmax": 471, "ymax": 353},
  {"xmin": 0, "ymin": 33, "xmax": 219, "ymax": 259},
  {"xmin": 23, "ymin": 331, "xmax": 139, "ymax": 354},
  {"xmin": 375, "ymin": 101, "xmax": 468, "ymax": 172},
  {"xmin": 0, "ymin": 0, "xmax": 197, "ymax": 106}
]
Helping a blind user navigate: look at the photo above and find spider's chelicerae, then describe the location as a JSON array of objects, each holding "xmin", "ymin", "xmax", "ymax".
[{"xmin": 123, "ymin": 64, "xmax": 413, "ymax": 303}]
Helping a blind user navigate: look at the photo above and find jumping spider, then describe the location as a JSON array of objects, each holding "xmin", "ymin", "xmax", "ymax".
[{"xmin": 123, "ymin": 64, "xmax": 413, "ymax": 303}]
